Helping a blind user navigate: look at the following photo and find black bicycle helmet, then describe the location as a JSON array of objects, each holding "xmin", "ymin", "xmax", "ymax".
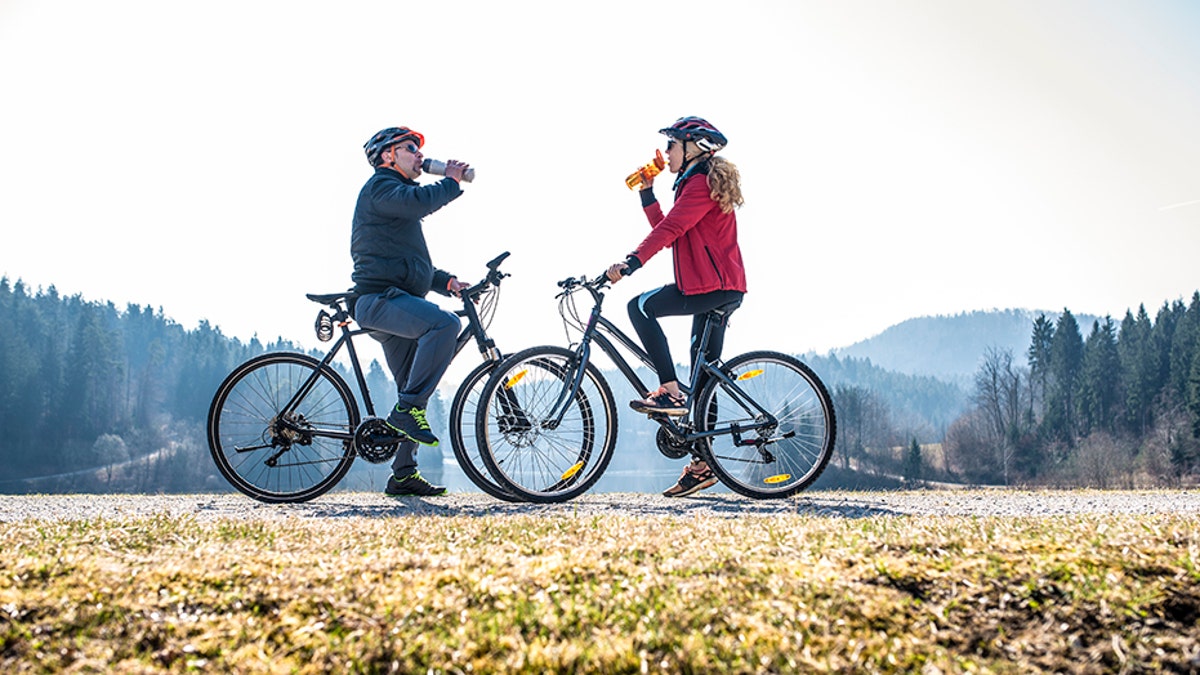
[
  {"xmin": 659, "ymin": 116, "xmax": 727, "ymax": 153},
  {"xmin": 363, "ymin": 127, "xmax": 426, "ymax": 167}
]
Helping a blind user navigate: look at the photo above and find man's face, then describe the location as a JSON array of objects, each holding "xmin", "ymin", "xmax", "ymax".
[{"xmin": 385, "ymin": 141, "xmax": 424, "ymax": 179}]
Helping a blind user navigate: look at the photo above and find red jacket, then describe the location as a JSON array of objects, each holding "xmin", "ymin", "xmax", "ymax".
[{"xmin": 630, "ymin": 172, "xmax": 747, "ymax": 295}]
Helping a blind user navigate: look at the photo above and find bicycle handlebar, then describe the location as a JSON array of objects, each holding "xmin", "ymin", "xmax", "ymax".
[
  {"xmin": 556, "ymin": 265, "xmax": 631, "ymax": 296},
  {"xmin": 486, "ymin": 251, "xmax": 510, "ymax": 272},
  {"xmin": 461, "ymin": 251, "xmax": 512, "ymax": 300}
]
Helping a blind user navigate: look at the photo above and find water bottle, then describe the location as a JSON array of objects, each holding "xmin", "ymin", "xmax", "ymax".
[
  {"xmin": 422, "ymin": 158, "xmax": 476, "ymax": 183},
  {"xmin": 625, "ymin": 149, "xmax": 666, "ymax": 190}
]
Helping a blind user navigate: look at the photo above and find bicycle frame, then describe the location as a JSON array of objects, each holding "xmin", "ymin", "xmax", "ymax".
[
  {"xmin": 266, "ymin": 255, "xmax": 509, "ymax": 450},
  {"xmin": 545, "ymin": 276, "xmax": 780, "ymax": 447}
]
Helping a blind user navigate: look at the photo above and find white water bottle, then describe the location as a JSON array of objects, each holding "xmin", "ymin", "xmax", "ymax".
[{"xmin": 422, "ymin": 158, "xmax": 476, "ymax": 183}]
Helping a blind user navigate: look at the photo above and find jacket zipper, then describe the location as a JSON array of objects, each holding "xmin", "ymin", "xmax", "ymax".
[{"xmin": 704, "ymin": 247, "xmax": 725, "ymax": 288}]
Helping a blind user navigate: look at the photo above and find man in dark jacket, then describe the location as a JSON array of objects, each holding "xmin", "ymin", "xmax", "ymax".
[{"xmin": 351, "ymin": 126, "xmax": 471, "ymax": 497}]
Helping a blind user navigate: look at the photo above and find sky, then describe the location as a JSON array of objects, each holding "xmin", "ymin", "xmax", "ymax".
[{"xmin": 2, "ymin": 0, "xmax": 1199, "ymax": 391}]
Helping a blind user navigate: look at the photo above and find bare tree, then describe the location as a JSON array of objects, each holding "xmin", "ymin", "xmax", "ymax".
[{"xmin": 969, "ymin": 347, "xmax": 1030, "ymax": 483}]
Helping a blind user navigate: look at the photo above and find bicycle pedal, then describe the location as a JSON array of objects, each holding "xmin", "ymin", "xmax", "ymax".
[{"xmin": 369, "ymin": 431, "xmax": 404, "ymax": 445}]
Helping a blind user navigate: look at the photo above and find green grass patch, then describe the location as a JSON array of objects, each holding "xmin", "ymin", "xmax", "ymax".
[{"xmin": 2, "ymin": 509, "xmax": 1199, "ymax": 672}]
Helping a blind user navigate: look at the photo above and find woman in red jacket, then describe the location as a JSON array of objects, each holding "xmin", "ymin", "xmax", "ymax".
[{"xmin": 606, "ymin": 116, "xmax": 747, "ymax": 497}]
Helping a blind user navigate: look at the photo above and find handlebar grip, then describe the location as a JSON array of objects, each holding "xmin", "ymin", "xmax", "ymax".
[{"xmin": 487, "ymin": 251, "xmax": 511, "ymax": 271}]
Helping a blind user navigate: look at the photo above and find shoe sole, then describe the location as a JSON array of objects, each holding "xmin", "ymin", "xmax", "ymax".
[
  {"xmin": 385, "ymin": 491, "xmax": 447, "ymax": 497},
  {"xmin": 662, "ymin": 476, "xmax": 718, "ymax": 498},
  {"xmin": 629, "ymin": 403, "xmax": 688, "ymax": 416},
  {"xmin": 384, "ymin": 422, "xmax": 440, "ymax": 447}
]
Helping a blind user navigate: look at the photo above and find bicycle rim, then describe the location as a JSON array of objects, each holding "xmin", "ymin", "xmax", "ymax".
[
  {"xmin": 449, "ymin": 360, "xmax": 523, "ymax": 502},
  {"xmin": 207, "ymin": 352, "xmax": 358, "ymax": 503},
  {"xmin": 476, "ymin": 346, "xmax": 617, "ymax": 503},
  {"xmin": 697, "ymin": 351, "xmax": 836, "ymax": 498}
]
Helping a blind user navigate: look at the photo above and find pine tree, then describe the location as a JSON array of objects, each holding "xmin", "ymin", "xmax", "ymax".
[
  {"xmin": 1027, "ymin": 314, "xmax": 1055, "ymax": 422},
  {"xmin": 1077, "ymin": 317, "xmax": 1120, "ymax": 436},
  {"xmin": 903, "ymin": 437, "xmax": 923, "ymax": 485},
  {"xmin": 1119, "ymin": 305, "xmax": 1156, "ymax": 434},
  {"xmin": 1043, "ymin": 309, "xmax": 1083, "ymax": 445},
  {"xmin": 1169, "ymin": 293, "xmax": 1200, "ymax": 404}
]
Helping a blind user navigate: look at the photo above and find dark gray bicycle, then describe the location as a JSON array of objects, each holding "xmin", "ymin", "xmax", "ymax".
[
  {"xmin": 207, "ymin": 252, "xmax": 519, "ymax": 503},
  {"xmin": 473, "ymin": 271, "xmax": 837, "ymax": 503}
]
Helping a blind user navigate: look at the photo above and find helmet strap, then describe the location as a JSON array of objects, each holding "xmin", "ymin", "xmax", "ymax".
[{"xmin": 672, "ymin": 140, "xmax": 712, "ymax": 191}]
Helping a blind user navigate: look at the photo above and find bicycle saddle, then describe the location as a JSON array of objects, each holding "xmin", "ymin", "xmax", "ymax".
[
  {"xmin": 710, "ymin": 300, "xmax": 742, "ymax": 317},
  {"xmin": 306, "ymin": 291, "xmax": 359, "ymax": 307}
]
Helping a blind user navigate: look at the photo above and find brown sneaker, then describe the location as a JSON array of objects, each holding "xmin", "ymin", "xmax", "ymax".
[
  {"xmin": 662, "ymin": 460, "xmax": 717, "ymax": 497},
  {"xmin": 630, "ymin": 387, "xmax": 688, "ymax": 416}
]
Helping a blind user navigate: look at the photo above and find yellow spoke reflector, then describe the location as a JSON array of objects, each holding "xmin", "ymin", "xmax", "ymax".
[
  {"xmin": 561, "ymin": 461, "xmax": 584, "ymax": 480},
  {"xmin": 737, "ymin": 369, "xmax": 765, "ymax": 381},
  {"xmin": 763, "ymin": 474, "xmax": 791, "ymax": 484},
  {"xmin": 505, "ymin": 370, "xmax": 529, "ymax": 389}
]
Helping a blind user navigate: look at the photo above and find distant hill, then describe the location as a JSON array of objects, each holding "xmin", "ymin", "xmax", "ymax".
[{"xmin": 833, "ymin": 309, "xmax": 1099, "ymax": 383}]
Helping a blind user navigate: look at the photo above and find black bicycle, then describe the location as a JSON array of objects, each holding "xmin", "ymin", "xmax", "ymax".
[
  {"xmin": 473, "ymin": 271, "xmax": 836, "ymax": 503},
  {"xmin": 206, "ymin": 252, "xmax": 519, "ymax": 503}
]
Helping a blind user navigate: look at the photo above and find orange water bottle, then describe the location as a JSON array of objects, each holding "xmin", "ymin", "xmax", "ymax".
[{"xmin": 625, "ymin": 149, "xmax": 666, "ymax": 190}]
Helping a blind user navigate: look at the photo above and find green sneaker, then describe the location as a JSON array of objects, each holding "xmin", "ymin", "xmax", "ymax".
[
  {"xmin": 385, "ymin": 405, "xmax": 439, "ymax": 446},
  {"xmin": 385, "ymin": 471, "xmax": 447, "ymax": 497}
]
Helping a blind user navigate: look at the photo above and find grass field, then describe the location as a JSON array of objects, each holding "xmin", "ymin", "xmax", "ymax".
[{"xmin": 2, "ymin": 507, "xmax": 1199, "ymax": 673}]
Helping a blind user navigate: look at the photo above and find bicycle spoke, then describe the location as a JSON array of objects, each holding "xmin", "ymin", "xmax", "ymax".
[
  {"xmin": 208, "ymin": 353, "xmax": 357, "ymax": 503},
  {"xmin": 699, "ymin": 352, "xmax": 836, "ymax": 498},
  {"xmin": 476, "ymin": 346, "xmax": 617, "ymax": 503}
]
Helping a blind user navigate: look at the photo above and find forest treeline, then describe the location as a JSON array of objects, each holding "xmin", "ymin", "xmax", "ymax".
[
  {"xmin": 940, "ymin": 293, "xmax": 1200, "ymax": 487},
  {"xmin": 0, "ymin": 279, "xmax": 281, "ymax": 491},
  {"xmin": 0, "ymin": 276, "xmax": 969, "ymax": 494},
  {"xmin": 4, "ymin": 276, "xmax": 1196, "ymax": 493}
]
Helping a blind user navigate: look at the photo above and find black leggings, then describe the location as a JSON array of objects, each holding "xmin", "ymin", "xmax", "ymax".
[{"xmin": 627, "ymin": 285, "xmax": 744, "ymax": 389}]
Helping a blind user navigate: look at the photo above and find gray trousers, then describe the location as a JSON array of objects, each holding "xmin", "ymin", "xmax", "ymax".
[{"xmin": 354, "ymin": 288, "xmax": 461, "ymax": 475}]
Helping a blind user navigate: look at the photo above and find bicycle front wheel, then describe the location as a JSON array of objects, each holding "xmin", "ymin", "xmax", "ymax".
[
  {"xmin": 475, "ymin": 346, "xmax": 618, "ymax": 503},
  {"xmin": 695, "ymin": 351, "xmax": 836, "ymax": 499},
  {"xmin": 449, "ymin": 360, "xmax": 522, "ymax": 502},
  {"xmin": 207, "ymin": 352, "xmax": 359, "ymax": 503}
]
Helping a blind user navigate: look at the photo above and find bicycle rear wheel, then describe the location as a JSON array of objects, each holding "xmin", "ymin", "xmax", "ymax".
[
  {"xmin": 695, "ymin": 351, "xmax": 836, "ymax": 499},
  {"xmin": 207, "ymin": 352, "xmax": 359, "ymax": 503},
  {"xmin": 475, "ymin": 346, "xmax": 618, "ymax": 503},
  {"xmin": 449, "ymin": 360, "xmax": 522, "ymax": 502}
]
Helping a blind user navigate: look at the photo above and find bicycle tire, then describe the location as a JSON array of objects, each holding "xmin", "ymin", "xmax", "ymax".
[
  {"xmin": 448, "ymin": 360, "xmax": 522, "ymax": 502},
  {"xmin": 695, "ymin": 351, "xmax": 836, "ymax": 499},
  {"xmin": 207, "ymin": 352, "xmax": 359, "ymax": 503},
  {"xmin": 475, "ymin": 346, "xmax": 618, "ymax": 503}
]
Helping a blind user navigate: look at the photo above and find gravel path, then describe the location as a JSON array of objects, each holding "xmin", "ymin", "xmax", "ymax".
[{"xmin": 3, "ymin": 489, "xmax": 1200, "ymax": 522}]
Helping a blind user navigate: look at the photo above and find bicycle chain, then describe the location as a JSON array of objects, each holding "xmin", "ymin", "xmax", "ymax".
[{"xmin": 353, "ymin": 418, "xmax": 403, "ymax": 464}]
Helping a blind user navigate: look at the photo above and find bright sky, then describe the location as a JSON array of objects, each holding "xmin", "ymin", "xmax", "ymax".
[{"xmin": 3, "ymin": 0, "xmax": 1199, "ymax": 390}]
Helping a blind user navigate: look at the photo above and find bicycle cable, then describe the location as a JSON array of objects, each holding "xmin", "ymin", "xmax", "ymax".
[
  {"xmin": 479, "ymin": 285, "xmax": 499, "ymax": 332},
  {"xmin": 557, "ymin": 285, "xmax": 586, "ymax": 346}
]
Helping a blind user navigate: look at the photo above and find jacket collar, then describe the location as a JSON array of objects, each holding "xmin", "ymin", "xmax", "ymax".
[{"xmin": 375, "ymin": 166, "xmax": 419, "ymax": 185}]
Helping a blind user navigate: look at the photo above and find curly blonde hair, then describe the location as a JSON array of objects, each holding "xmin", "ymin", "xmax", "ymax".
[{"xmin": 706, "ymin": 156, "xmax": 744, "ymax": 214}]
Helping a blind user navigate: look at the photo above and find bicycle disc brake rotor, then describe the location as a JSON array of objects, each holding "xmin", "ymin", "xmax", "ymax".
[
  {"xmin": 354, "ymin": 418, "xmax": 402, "ymax": 464},
  {"xmin": 655, "ymin": 426, "xmax": 693, "ymax": 460}
]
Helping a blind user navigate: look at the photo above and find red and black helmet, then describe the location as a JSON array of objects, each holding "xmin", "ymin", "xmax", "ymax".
[
  {"xmin": 659, "ymin": 116, "xmax": 727, "ymax": 153},
  {"xmin": 363, "ymin": 127, "xmax": 425, "ymax": 166}
]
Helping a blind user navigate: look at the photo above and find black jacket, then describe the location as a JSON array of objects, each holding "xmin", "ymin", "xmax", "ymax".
[{"xmin": 350, "ymin": 167, "xmax": 463, "ymax": 297}]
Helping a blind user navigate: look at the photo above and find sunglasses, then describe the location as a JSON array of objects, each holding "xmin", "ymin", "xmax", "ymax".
[
  {"xmin": 666, "ymin": 139, "xmax": 678, "ymax": 150},
  {"xmin": 391, "ymin": 142, "xmax": 420, "ymax": 155}
]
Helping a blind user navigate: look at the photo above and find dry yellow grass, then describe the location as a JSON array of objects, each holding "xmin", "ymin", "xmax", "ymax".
[{"xmin": 2, "ymin": 512, "xmax": 1199, "ymax": 673}]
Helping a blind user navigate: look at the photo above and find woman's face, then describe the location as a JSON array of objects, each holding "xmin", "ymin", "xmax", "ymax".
[{"xmin": 665, "ymin": 137, "xmax": 685, "ymax": 173}]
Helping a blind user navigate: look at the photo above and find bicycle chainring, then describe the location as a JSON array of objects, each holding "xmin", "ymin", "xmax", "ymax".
[
  {"xmin": 354, "ymin": 418, "xmax": 403, "ymax": 464},
  {"xmin": 655, "ymin": 426, "xmax": 693, "ymax": 460}
]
